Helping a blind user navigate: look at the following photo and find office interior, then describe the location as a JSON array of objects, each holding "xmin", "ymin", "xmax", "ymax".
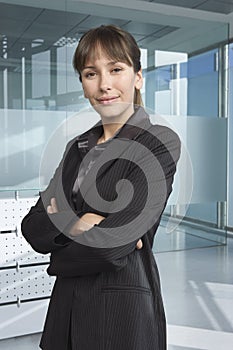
[{"xmin": 0, "ymin": 0, "xmax": 233, "ymax": 349}]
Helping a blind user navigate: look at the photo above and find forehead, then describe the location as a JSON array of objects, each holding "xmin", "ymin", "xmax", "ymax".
[
  {"xmin": 84, "ymin": 48, "xmax": 113, "ymax": 64},
  {"xmin": 83, "ymin": 43, "xmax": 131, "ymax": 67},
  {"xmin": 84, "ymin": 56, "xmax": 128, "ymax": 70}
]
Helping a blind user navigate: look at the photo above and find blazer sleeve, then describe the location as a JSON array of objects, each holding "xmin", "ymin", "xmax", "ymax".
[
  {"xmin": 21, "ymin": 139, "xmax": 83, "ymax": 254},
  {"xmin": 43, "ymin": 126, "xmax": 181, "ymax": 277}
]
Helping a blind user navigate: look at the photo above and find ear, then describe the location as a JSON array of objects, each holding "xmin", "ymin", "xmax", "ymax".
[{"xmin": 135, "ymin": 69, "xmax": 143, "ymax": 90}]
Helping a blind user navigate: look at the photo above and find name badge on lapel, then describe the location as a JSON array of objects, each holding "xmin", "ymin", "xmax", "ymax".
[{"xmin": 78, "ymin": 140, "xmax": 88, "ymax": 148}]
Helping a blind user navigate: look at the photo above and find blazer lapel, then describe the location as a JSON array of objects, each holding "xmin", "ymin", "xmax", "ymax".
[{"xmin": 61, "ymin": 132, "xmax": 95, "ymax": 210}]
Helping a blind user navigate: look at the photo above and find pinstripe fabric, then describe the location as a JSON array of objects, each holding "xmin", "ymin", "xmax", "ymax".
[{"xmin": 21, "ymin": 107, "xmax": 180, "ymax": 350}]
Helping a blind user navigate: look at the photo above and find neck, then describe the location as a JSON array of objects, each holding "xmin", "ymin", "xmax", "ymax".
[
  {"xmin": 99, "ymin": 105, "xmax": 135, "ymax": 143},
  {"xmin": 98, "ymin": 123, "xmax": 122, "ymax": 143}
]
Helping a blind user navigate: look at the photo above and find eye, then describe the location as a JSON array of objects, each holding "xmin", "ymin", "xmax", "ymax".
[
  {"xmin": 84, "ymin": 71, "xmax": 96, "ymax": 79},
  {"xmin": 112, "ymin": 67, "xmax": 122, "ymax": 73}
]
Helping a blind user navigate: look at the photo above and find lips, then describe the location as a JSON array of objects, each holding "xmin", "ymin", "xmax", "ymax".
[{"xmin": 97, "ymin": 96, "xmax": 119, "ymax": 104}]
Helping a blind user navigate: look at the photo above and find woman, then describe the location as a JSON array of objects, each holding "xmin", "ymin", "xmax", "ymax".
[{"xmin": 22, "ymin": 25, "xmax": 180, "ymax": 350}]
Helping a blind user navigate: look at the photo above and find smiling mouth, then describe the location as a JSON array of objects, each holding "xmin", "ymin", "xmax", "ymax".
[{"xmin": 97, "ymin": 96, "xmax": 119, "ymax": 105}]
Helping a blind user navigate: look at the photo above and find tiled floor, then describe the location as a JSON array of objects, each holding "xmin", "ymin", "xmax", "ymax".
[{"xmin": 0, "ymin": 237, "xmax": 232, "ymax": 350}]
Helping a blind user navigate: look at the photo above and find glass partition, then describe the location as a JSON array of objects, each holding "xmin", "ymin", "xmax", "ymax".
[
  {"xmin": 228, "ymin": 43, "xmax": 233, "ymax": 230},
  {"xmin": 144, "ymin": 47, "xmax": 228, "ymax": 251},
  {"xmin": 0, "ymin": 0, "xmax": 229, "ymax": 251}
]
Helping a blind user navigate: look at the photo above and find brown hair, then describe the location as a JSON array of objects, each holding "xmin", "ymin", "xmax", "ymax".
[{"xmin": 73, "ymin": 25, "xmax": 143, "ymax": 106}]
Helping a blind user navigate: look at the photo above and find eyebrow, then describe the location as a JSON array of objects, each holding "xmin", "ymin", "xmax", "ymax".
[{"xmin": 82, "ymin": 61, "xmax": 119, "ymax": 70}]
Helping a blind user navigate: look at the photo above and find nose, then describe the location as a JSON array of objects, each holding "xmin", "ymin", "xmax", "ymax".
[{"xmin": 99, "ymin": 72, "xmax": 111, "ymax": 92}]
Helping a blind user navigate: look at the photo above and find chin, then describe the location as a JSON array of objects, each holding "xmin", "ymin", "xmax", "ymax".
[{"xmin": 93, "ymin": 102, "xmax": 133, "ymax": 121}]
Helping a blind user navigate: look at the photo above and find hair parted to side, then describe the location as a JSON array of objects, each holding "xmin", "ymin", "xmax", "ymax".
[{"xmin": 73, "ymin": 25, "xmax": 143, "ymax": 106}]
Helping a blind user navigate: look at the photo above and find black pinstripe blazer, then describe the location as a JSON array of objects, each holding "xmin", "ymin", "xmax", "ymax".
[{"xmin": 22, "ymin": 107, "xmax": 180, "ymax": 350}]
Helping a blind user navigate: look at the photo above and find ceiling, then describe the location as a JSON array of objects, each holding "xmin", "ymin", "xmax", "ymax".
[
  {"xmin": 145, "ymin": 0, "xmax": 233, "ymax": 15},
  {"xmin": 0, "ymin": 0, "xmax": 231, "ymax": 70}
]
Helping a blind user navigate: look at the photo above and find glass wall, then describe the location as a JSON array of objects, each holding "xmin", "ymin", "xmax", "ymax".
[
  {"xmin": 0, "ymin": 0, "xmax": 229, "ymax": 250},
  {"xmin": 144, "ymin": 46, "xmax": 228, "ymax": 251},
  {"xmin": 228, "ymin": 43, "xmax": 233, "ymax": 229}
]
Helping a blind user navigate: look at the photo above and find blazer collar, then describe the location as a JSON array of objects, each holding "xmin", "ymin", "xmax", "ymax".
[{"xmin": 116, "ymin": 105, "xmax": 151, "ymax": 140}]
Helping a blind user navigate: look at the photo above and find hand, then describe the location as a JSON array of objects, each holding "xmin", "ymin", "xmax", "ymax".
[
  {"xmin": 46, "ymin": 202, "xmax": 143, "ymax": 251},
  {"xmin": 69, "ymin": 213, "xmax": 105, "ymax": 237},
  {"xmin": 47, "ymin": 197, "xmax": 58, "ymax": 214},
  {"xmin": 136, "ymin": 239, "xmax": 143, "ymax": 250}
]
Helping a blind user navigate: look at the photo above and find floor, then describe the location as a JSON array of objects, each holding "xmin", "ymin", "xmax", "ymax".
[
  {"xmin": 157, "ymin": 237, "xmax": 233, "ymax": 349},
  {"xmin": 0, "ymin": 236, "xmax": 232, "ymax": 350}
]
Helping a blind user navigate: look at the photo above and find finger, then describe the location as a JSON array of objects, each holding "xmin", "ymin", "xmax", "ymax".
[
  {"xmin": 50, "ymin": 197, "xmax": 58, "ymax": 213},
  {"xmin": 47, "ymin": 205, "xmax": 53, "ymax": 214},
  {"xmin": 136, "ymin": 239, "xmax": 143, "ymax": 249}
]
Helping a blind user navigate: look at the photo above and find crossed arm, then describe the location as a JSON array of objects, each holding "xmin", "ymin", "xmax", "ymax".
[
  {"xmin": 22, "ymin": 126, "xmax": 180, "ymax": 277},
  {"xmin": 47, "ymin": 197, "xmax": 143, "ymax": 249}
]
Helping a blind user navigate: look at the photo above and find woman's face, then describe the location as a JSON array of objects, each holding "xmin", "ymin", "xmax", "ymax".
[{"xmin": 80, "ymin": 49, "xmax": 143, "ymax": 121}]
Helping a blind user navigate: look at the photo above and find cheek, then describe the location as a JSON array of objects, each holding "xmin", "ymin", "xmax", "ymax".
[
  {"xmin": 82, "ymin": 83, "xmax": 93, "ymax": 99},
  {"xmin": 83, "ymin": 88, "xmax": 88, "ymax": 98},
  {"xmin": 120, "ymin": 76, "xmax": 136, "ymax": 93},
  {"xmin": 83, "ymin": 90, "xmax": 89, "ymax": 98}
]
